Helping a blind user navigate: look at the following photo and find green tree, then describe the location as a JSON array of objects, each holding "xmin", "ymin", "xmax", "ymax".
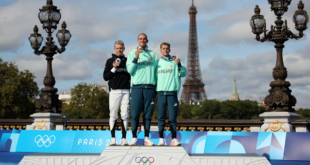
[
  {"xmin": 215, "ymin": 100, "xmax": 264, "ymax": 119},
  {"xmin": 178, "ymin": 104, "xmax": 194, "ymax": 119},
  {"xmin": 61, "ymin": 83, "xmax": 109, "ymax": 119},
  {"xmin": 295, "ymin": 108, "xmax": 310, "ymax": 120},
  {"xmin": 0, "ymin": 58, "xmax": 39, "ymax": 119},
  {"xmin": 192, "ymin": 100, "xmax": 220, "ymax": 119}
]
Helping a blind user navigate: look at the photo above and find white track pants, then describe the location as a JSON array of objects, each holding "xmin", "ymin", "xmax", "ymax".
[{"xmin": 109, "ymin": 89, "xmax": 130, "ymax": 131}]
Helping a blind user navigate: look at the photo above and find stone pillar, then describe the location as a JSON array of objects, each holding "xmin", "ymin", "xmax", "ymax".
[
  {"xmin": 295, "ymin": 126, "xmax": 308, "ymax": 132},
  {"xmin": 55, "ymin": 125, "xmax": 64, "ymax": 130},
  {"xmin": 292, "ymin": 119, "xmax": 309, "ymax": 132},
  {"xmin": 259, "ymin": 112, "xmax": 301, "ymax": 132},
  {"xmin": 250, "ymin": 127, "xmax": 261, "ymax": 132},
  {"xmin": 26, "ymin": 113, "xmax": 62, "ymax": 130}
]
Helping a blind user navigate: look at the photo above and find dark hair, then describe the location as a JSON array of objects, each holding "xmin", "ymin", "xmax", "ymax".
[{"xmin": 160, "ymin": 42, "xmax": 170, "ymax": 49}]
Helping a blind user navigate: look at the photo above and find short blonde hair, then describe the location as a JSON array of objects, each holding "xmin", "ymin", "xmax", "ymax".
[
  {"xmin": 160, "ymin": 42, "xmax": 170, "ymax": 49},
  {"xmin": 114, "ymin": 40, "xmax": 124, "ymax": 47}
]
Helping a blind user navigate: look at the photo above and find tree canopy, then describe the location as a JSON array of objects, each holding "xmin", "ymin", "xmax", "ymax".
[
  {"xmin": 0, "ymin": 58, "xmax": 39, "ymax": 119},
  {"xmin": 61, "ymin": 82, "xmax": 109, "ymax": 119},
  {"xmin": 163, "ymin": 99, "xmax": 265, "ymax": 120},
  {"xmin": 295, "ymin": 108, "xmax": 310, "ymax": 120},
  {"xmin": 192, "ymin": 100, "xmax": 220, "ymax": 119},
  {"xmin": 214, "ymin": 100, "xmax": 265, "ymax": 119}
]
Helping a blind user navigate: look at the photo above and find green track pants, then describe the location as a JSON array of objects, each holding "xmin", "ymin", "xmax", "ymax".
[
  {"xmin": 130, "ymin": 87, "xmax": 155, "ymax": 137},
  {"xmin": 157, "ymin": 94, "xmax": 179, "ymax": 139}
]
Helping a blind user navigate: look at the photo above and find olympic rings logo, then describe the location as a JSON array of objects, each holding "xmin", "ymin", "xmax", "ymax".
[
  {"xmin": 34, "ymin": 135, "xmax": 56, "ymax": 147},
  {"xmin": 135, "ymin": 156, "xmax": 154, "ymax": 165}
]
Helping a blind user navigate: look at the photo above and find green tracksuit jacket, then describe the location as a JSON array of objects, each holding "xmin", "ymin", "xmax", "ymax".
[
  {"xmin": 156, "ymin": 55, "xmax": 187, "ymax": 93},
  {"xmin": 126, "ymin": 46, "xmax": 158, "ymax": 86}
]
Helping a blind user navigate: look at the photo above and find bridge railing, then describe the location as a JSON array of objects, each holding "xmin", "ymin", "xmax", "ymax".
[
  {"xmin": 0, "ymin": 119, "xmax": 32, "ymax": 130},
  {"xmin": 0, "ymin": 118, "xmax": 308, "ymax": 132},
  {"xmin": 52, "ymin": 119, "xmax": 263, "ymax": 132}
]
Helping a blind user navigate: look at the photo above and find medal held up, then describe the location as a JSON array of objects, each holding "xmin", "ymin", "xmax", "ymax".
[{"xmin": 138, "ymin": 46, "xmax": 143, "ymax": 52}]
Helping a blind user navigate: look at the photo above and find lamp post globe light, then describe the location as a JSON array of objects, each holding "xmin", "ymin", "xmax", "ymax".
[
  {"xmin": 250, "ymin": 0, "xmax": 308, "ymax": 112},
  {"xmin": 29, "ymin": 0, "xmax": 71, "ymax": 113}
]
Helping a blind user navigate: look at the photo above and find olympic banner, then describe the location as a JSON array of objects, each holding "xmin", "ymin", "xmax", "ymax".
[
  {"xmin": 1, "ymin": 130, "xmax": 310, "ymax": 161},
  {"xmin": 14, "ymin": 130, "xmax": 135, "ymax": 153},
  {"xmin": 15, "ymin": 131, "xmax": 76, "ymax": 153},
  {"xmin": 0, "ymin": 130, "xmax": 21, "ymax": 152}
]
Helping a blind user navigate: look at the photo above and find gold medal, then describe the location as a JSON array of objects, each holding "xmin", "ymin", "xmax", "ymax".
[{"xmin": 138, "ymin": 46, "xmax": 143, "ymax": 51}]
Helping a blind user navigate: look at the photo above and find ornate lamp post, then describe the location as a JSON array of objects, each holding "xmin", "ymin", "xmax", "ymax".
[
  {"xmin": 29, "ymin": 0, "xmax": 71, "ymax": 113},
  {"xmin": 250, "ymin": 0, "xmax": 308, "ymax": 112}
]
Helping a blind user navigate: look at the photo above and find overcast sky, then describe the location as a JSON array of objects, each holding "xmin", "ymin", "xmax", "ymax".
[{"xmin": 1, "ymin": 0, "xmax": 310, "ymax": 109}]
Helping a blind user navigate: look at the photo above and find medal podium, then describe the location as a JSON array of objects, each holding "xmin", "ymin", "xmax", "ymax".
[
  {"xmin": 88, "ymin": 146, "xmax": 270, "ymax": 165},
  {"xmin": 91, "ymin": 146, "xmax": 196, "ymax": 165},
  {"xmin": 18, "ymin": 145, "xmax": 271, "ymax": 165},
  {"xmin": 15, "ymin": 130, "xmax": 275, "ymax": 165}
]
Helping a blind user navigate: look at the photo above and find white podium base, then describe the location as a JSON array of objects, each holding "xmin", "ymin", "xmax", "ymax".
[
  {"xmin": 18, "ymin": 153, "xmax": 100, "ymax": 165},
  {"xmin": 190, "ymin": 154, "xmax": 270, "ymax": 165},
  {"xmin": 94, "ymin": 146, "xmax": 196, "ymax": 165},
  {"xmin": 18, "ymin": 150, "xmax": 271, "ymax": 165}
]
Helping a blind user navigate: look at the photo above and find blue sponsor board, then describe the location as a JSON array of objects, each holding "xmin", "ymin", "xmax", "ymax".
[
  {"xmin": 15, "ymin": 131, "xmax": 76, "ymax": 153},
  {"xmin": 0, "ymin": 130, "xmax": 21, "ymax": 152},
  {"xmin": 1, "ymin": 130, "xmax": 310, "ymax": 161},
  {"xmin": 13, "ymin": 130, "xmax": 134, "ymax": 153}
]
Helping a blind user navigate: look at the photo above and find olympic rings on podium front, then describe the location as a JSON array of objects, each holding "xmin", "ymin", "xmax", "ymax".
[
  {"xmin": 135, "ymin": 156, "xmax": 155, "ymax": 165},
  {"xmin": 148, "ymin": 157, "xmax": 154, "ymax": 163}
]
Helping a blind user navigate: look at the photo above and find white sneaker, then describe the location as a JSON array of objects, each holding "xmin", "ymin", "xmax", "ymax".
[
  {"xmin": 170, "ymin": 138, "xmax": 181, "ymax": 146},
  {"xmin": 158, "ymin": 138, "xmax": 165, "ymax": 146},
  {"xmin": 130, "ymin": 138, "xmax": 138, "ymax": 146},
  {"xmin": 121, "ymin": 138, "xmax": 129, "ymax": 146},
  {"xmin": 110, "ymin": 138, "xmax": 117, "ymax": 146},
  {"xmin": 144, "ymin": 137, "xmax": 155, "ymax": 146}
]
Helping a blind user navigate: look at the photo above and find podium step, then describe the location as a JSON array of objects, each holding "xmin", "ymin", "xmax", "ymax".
[
  {"xmin": 18, "ymin": 147, "xmax": 271, "ymax": 165},
  {"xmin": 92, "ymin": 146, "xmax": 196, "ymax": 165},
  {"xmin": 190, "ymin": 153, "xmax": 271, "ymax": 165},
  {"xmin": 18, "ymin": 153, "xmax": 101, "ymax": 165}
]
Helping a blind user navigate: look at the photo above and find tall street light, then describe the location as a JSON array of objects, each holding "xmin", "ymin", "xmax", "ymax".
[
  {"xmin": 29, "ymin": 0, "xmax": 72, "ymax": 113},
  {"xmin": 250, "ymin": 0, "xmax": 308, "ymax": 112}
]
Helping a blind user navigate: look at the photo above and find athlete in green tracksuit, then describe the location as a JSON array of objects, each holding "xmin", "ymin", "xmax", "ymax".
[
  {"xmin": 126, "ymin": 33, "xmax": 158, "ymax": 146},
  {"xmin": 156, "ymin": 42, "xmax": 187, "ymax": 146}
]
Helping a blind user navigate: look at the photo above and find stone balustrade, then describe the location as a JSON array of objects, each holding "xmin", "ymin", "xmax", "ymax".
[{"xmin": 0, "ymin": 118, "xmax": 308, "ymax": 132}]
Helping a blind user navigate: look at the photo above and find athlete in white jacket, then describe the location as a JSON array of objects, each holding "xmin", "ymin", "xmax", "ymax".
[{"xmin": 103, "ymin": 40, "xmax": 131, "ymax": 146}]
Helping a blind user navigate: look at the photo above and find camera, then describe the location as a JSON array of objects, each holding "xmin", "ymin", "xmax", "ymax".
[{"xmin": 61, "ymin": 115, "xmax": 70, "ymax": 130}]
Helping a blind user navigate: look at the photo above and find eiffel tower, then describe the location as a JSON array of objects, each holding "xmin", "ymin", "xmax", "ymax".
[{"xmin": 181, "ymin": 0, "xmax": 207, "ymax": 103}]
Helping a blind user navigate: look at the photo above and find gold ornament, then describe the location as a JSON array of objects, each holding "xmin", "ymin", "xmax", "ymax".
[
  {"xmin": 268, "ymin": 120, "xmax": 283, "ymax": 132},
  {"xmin": 33, "ymin": 120, "xmax": 47, "ymax": 130}
]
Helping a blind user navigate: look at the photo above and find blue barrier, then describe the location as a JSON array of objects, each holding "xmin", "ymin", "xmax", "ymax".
[{"xmin": 1, "ymin": 130, "xmax": 310, "ymax": 161}]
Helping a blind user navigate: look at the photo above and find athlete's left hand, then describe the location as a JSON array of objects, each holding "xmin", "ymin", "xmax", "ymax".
[{"xmin": 174, "ymin": 58, "xmax": 180, "ymax": 64}]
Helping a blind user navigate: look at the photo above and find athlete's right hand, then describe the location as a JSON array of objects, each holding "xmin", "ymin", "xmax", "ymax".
[
  {"xmin": 113, "ymin": 61, "xmax": 120, "ymax": 68},
  {"xmin": 135, "ymin": 49, "xmax": 142, "ymax": 59}
]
